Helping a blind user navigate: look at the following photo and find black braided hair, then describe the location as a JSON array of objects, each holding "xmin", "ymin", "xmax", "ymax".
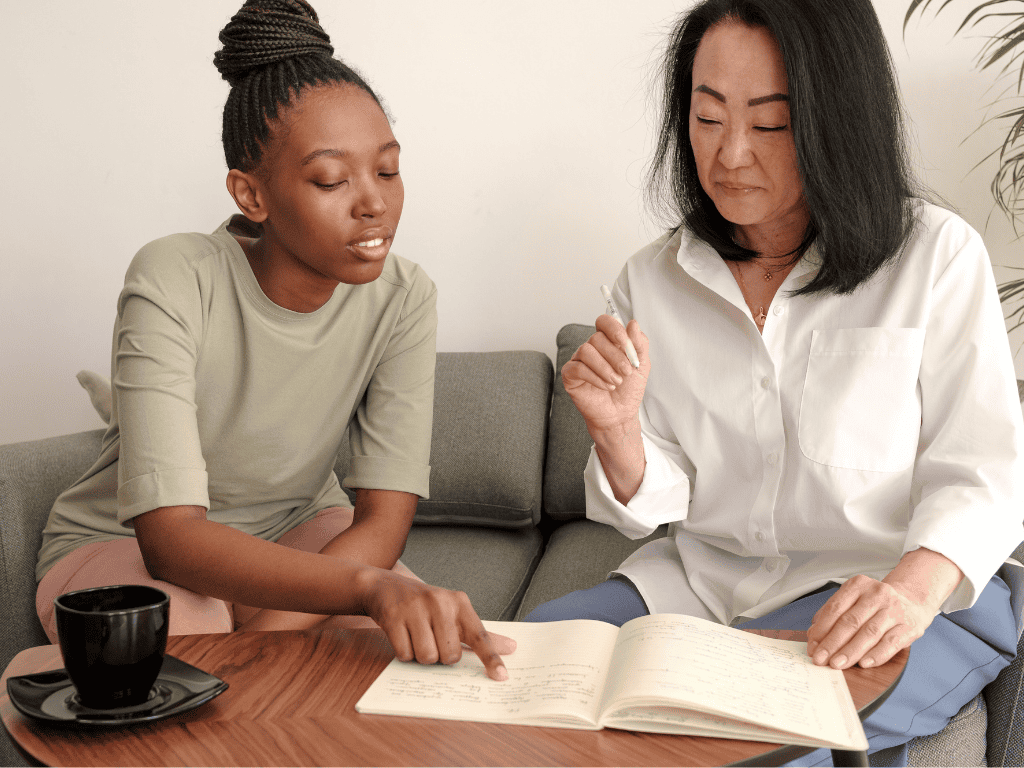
[{"xmin": 213, "ymin": 0, "xmax": 382, "ymax": 172}]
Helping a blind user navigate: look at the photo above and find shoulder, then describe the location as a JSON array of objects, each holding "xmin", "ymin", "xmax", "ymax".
[
  {"xmin": 624, "ymin": 230, "xmax": 683, "ymax": 268},
  {"xmin": 124, "ymin": 228, "xmax": 233, "ymax": 292},
  {"xmin": 909, "ymin": 200, "xmax": 984, "ymax": 255},
  {"xmin": 119, "ymin": 222, "xmax": 238, "ymax": 320},
  {"xmin": 376, "ymin": 251, "xmax": 437, "ymax": 311}
]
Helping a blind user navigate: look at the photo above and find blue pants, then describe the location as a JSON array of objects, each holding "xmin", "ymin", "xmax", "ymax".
[{"xmin": 523, "ymin": 575, "xmax": 1019, "ymax": 766}]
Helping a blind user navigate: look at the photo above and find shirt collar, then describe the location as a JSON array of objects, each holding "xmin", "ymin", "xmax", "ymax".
[{"xmin": 673, "ymin": 227, "xmax": 821, "ymax": 294}]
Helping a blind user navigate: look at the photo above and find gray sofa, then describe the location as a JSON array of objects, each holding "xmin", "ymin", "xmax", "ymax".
[{"xmin": 2, "ymin": 323, "xmax": 1023, "ymax": 767}]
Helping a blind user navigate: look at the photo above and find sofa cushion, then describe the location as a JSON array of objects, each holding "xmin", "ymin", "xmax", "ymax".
[
  {"xmin": 542, "ymin": 324, "xmax": 597, "ymax": 521},
  {"xmin": 401, "ymin": 525, "xmax": 544, "ymax": 622},
  {"xmin": 515, "ymin": 519, "xmax": 668, "ymax": 619},
  {"xmin": 336, "ymin": 351, "xmax": 553, "ymax": 528},
  {"xmin": 0, "ymin": 430, "xmax": 106, "ymax": 668}
]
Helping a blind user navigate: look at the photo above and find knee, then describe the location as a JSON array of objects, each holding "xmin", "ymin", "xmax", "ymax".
[
  {"xmin": 165, "ymin": 589, "xmax": 233, "ymax": 635},
  {"xmin": 522, "ymin": 598, "xmax": 572, "ymax": 623}
]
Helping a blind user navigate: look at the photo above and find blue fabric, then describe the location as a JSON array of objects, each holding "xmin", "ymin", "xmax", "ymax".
[
  {"xmin": 739, "ymin": 575, "xmax": 1018, "ymax": 766},
  {"xmin": 523, "ymin": 575, "xmax": 1018, "ymax": 768},
  {"xmin": 522, "ymin": 577, "xmax": 648, "ymax": 624}
]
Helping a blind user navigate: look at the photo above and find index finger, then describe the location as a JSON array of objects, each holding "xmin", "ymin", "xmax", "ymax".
[
  {"xmin": 595, "ymin": 314, "xmax": 643, "ymax": 367},
  {"xmin": 807, "ymin": 582, "xmax": 862, "ymax": 645},
  {"xmin": 594, "ymin": 312, "xmax": 631, "ymax": 345},
  {"xmin": 460, "ymin": 615, "xmax": 509, "ymax": 681}
]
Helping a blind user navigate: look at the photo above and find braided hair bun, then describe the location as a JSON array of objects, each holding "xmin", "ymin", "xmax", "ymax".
[
  {"xmin": 214, "ymin": 0, "xmax": 381, "ymax": 171},
  {"xmin": 214, "ymin": 0, "xmax": 333, "ymax": 88}
]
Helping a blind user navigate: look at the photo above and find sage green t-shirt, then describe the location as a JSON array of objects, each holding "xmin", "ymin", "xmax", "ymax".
[{"xmin": 37, "ymin": 216, "xmax": 437, "ymax": 581}]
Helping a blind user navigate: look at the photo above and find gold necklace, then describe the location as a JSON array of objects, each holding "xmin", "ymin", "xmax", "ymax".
[{"xmin": 733, "ymin": 263, "xmax": 767, "ymax": 328}]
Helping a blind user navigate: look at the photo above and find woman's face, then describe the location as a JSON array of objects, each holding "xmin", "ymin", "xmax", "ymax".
[
  {"xmin": 257, "ymin": 84, "xmax": 404, "ymax": 291},
  {"xmin": 688, "ymin": 21, "xmax": 809, "ymax": 246}
]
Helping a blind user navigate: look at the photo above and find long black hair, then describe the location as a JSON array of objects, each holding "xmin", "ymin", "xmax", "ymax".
[
  {"xmin": 213, "ymin": 0, "xmax": 382, "ymax": 173},
  {"xmin": 647, "ymin": 0, "xmax": 919, "ymax": 296}
]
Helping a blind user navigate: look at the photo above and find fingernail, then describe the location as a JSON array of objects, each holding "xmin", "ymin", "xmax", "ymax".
[
  {"xmin": 495, "ymin": 665, "xmax": 508, "ymax": 681},
  {"xmin": 861, "ymin": 658, "xmax": 875, "ymax": 668},
  {"xmin": 813, "ymin": 650, "xmax": 828, "ymax": 665},
  {"xmin": 831, "ymin": 655, "xmax": 847, "ymax": 669},
  {"xmin": 807, "ymin": 640, "xmax": 817, "ymax": 655}
]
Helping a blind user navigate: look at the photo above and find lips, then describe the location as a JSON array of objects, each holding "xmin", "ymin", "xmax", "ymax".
[{"xmin": 348, "ymin": 228, "xmax": 393, "ymax": 261}]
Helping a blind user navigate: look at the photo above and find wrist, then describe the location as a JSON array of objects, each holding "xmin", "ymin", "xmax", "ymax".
[
  {"xmin": 350, "ymin": 564, "xmax": 384, "ymax": 617},
  {"xmin": 589, "ymin": 416, "xmax": 643, "ymax": 449},
  {"xmin": 883, "ymin": 547, "xmax": 963, "ymax": 610}
]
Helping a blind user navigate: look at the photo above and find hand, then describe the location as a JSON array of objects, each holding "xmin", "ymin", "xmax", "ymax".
[
  {"xmin": 360, "ymin": 568, "xmax": 515, "ymax": 681},
  {"xmin": 561, "ymin": 314, "xmax": 649, "ymax": 434},
  {"xmin": 805, "ymin": 575, "xmax": 938, "ymax": 670}
]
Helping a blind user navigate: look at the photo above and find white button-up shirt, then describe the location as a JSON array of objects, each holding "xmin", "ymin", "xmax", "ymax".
[{"xmin": 587, "ymin": 202, "xmax": 1023, "ymax": 625}]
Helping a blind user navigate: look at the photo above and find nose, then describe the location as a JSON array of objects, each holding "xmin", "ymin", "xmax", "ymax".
[
  {"xmin": 353, "ymin": 176, "xmax": 387, "ymax": 219},
  {"xmin": 718, "ymin": 125, "xmax": 754, "ymax": 169}
]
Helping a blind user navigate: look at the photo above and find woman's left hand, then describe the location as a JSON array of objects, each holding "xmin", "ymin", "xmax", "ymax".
[{"xmin": 806, "ymin": 548, "xmax": 963, "ymax": 669}]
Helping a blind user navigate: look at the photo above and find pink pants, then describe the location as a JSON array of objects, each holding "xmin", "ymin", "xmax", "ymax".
[{"xmin": 36, "ymin": 507, "xmax": 417, "ymax": 643}]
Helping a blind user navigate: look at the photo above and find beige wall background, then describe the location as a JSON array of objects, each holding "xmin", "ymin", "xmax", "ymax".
[{"xmin": 2, "ymin": 1, "xmax": 1021, "ymax": 444}]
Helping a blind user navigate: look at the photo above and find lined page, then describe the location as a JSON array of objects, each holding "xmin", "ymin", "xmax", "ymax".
[
  {"xmin": 599, "ymin": 614, "xmax": 867, "ymax": 750},
  {"xmin": 356, "ymin": 619, "xmax": 619, "ymax": 728}
]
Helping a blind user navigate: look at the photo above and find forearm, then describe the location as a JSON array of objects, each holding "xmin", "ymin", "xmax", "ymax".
[
  {"xmin": 317, "ymin": 488, "xmax": 417, "ymax": 569},
  {"xmin": 591, "ymin": 418, "xmax": 647, "ymax": 506},
  {"xmin": 135, "ymin": 506, "xmax": 378, "ymax": 616},
  {"xmin": 237, "ymin": 490, "xmax": 417, "ymax": 631},
  {"xmin": 883, "ymin": 546, "xmax": 964, "ymax": 612}
]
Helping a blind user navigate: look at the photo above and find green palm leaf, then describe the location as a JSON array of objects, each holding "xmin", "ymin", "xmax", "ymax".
[{"xmin": 905, "ymin": 0, "xmax": 1024, "ymax": 219}]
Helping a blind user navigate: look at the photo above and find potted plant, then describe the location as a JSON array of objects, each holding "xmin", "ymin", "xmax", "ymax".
[{"xmin": 905, "ymin": 1, "xmax": 1024, "ymax": 351}]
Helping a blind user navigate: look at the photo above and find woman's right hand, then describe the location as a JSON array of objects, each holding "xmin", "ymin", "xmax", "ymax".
[
  {"xmin": 358, "ymin": 567, "xmax": 515, "ymax": 682},
  {"xmin": 561, "ymin": 314, "xmax": 649, "ymax": 435}
]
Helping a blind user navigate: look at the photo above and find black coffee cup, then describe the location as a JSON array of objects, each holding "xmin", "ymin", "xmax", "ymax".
[{"xmin": 54, "ymin": 585, "xmax": 170, "ymax": 709}]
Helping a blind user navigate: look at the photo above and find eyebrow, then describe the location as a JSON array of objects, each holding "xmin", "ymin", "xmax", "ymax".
[
  {"xmin": 693, "ymin": 84, "xmax": 789, "ymax": 106},
  {"xmin": 300, "ymin": 140, "xmax": 401, "ymax": 166}
]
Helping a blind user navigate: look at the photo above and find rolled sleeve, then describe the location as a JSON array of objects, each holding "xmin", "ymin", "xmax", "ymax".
[
  {"xmin": 908, "ymin": 224, "xmax": 1024, "ymax": 612},
  {"xmin": 344, "ymin": 271, "xmax": 437, "ymax": 499},
  {"xmin": 118, "ymin": 468, "xmax": 210, "ymax": 522},
  {"xmin": 585, "ymin": 430, "xmax": 692, "ymax": 539},
  {"xmin": 114, "ymin": 244, "xmax": 209, "ymax": 525}
]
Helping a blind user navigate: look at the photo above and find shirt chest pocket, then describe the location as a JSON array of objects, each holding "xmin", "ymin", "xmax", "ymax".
[{"xmin": 798, "ymin": 328, "xmax": 924, "ymax": 472}]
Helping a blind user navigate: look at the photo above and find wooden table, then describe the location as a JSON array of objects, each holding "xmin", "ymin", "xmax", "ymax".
[{"xmin": 2, "ymin": 627, "xmax": 907, "ymax": 767}]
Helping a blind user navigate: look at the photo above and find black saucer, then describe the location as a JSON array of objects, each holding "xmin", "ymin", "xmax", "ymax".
[{"xmin": 6, "ymin": 654, "xmax": 228, "ymax": 726}]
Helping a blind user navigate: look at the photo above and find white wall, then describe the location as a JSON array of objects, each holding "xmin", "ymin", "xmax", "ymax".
[{"xmin": 3, "ymin": 1, "xmax": 1021, "ymax": 444}]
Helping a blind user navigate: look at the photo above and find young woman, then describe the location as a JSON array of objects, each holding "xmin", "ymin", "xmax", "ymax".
[
  {"xmin": 526, "ymin": 0, "xmax": 1023, "ymax": 761},
  {"xmin": 35, "ymin": 0, "xmax": 511, "ymax": 681}
]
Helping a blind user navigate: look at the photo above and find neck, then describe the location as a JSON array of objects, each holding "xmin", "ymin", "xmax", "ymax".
[
  {"xmin": 236, "ymin": 235, "xmax": 337, "ymax": 313},
  {"xmin": 733, "ymin": 204, "xmax": 811, "ymax": 260}
]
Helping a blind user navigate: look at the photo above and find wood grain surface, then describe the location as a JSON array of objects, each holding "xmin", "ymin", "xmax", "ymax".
[{"xmin": 1, "ymin": 627, "xmax": 907, "ymax": 767}]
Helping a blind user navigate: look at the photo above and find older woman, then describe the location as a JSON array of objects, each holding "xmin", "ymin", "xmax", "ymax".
[{"xmin": 525, "ymin": 0, "xmax": 1023, "ymax": 762}]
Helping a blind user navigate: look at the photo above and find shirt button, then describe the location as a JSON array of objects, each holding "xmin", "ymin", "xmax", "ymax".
[
  {"xmin": 766, "ymin": 452, "xmax": 778, "ymax": 466},
  {"xmin": 760, "ymin": 376, "xmax": 771, "ymax": 389},
  {"xmin": 754, "ymin": 531, "xmax": 766, "ymax": 543},
  {"xmin": 765, "ymin": 561, "xmax": 776, "ymax": 572},
  {"xmin": 773, "ymin": 305, "xmax": 784, "ymax": 316}
]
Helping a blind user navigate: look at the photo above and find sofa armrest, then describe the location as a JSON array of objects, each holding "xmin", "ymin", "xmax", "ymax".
[{"xmin": 0, "ymin": 429, "xmax": 106, "ymax": 666}]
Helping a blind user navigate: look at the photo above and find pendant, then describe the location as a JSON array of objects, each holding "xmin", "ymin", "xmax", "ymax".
[
  {"xmin": 755, "ymin": 307, "xmax": 766, "ymax": 326},
  {"xmin": 764, "ymin": 270, "xmax": 773, "ymax": 282}
]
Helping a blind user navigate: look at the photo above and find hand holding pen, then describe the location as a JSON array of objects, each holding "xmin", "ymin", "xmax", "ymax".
[
  {"xmin": 559, "ymin": 285, "xmax": 649, "ymax": 435},
  {"xmin": 600, "ymin": 285, "xmax": 640, "ymax": 369},
  {"xmin": 560, "ymin": 286, "xmax": 650, "ymax": 504}
]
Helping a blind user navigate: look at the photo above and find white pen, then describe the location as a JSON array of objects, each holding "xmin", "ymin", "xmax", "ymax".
[{"xmin": 600, "ymin": 285, "xmax": 640, "ymax": 369}]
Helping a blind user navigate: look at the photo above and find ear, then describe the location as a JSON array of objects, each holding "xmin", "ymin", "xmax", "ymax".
[{"xmin": 226, "ymin": 169, "xmax": 269, "ymax": 223}]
